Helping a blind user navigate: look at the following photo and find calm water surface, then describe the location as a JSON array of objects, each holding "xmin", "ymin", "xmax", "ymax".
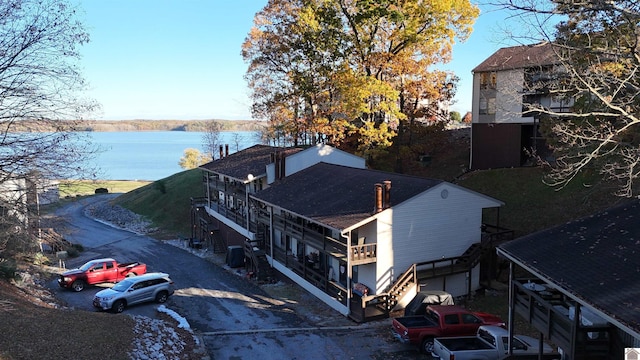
[{"xmin": 87, "ymin": 131, "xmax": 258, "ymax": 181}]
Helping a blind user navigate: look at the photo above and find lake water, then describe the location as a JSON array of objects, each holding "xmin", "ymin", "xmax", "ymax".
[{"xmin": 86, "ymin": 131, "xmax": 259, "ymax": 181}]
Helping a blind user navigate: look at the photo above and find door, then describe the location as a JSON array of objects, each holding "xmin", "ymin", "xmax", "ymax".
[
  {"xmin": 440, "ymin": 313, "xmax": 462, "ymax": 337},
  {"xmin": 86, "ymin": 262, "xmax": 106, "ymax": 283},
  {"xmin": 127, "ymin": 280, "xmax": 151, "ymax": 305},
  {"xmin": 460, "ymin": 313, "xmax": 485, "ymax": 335},
  {"xmin": 103, "ymin": 261, "xmax": 116, "ymax": 282}
]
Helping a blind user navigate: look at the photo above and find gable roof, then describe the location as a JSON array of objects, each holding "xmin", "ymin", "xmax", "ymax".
[
  {"xmin": 200, "ymin": 145, "xmax": 301, "ymax": 181},
  {"xmin": 251, "ymin": 162, "xmax": 443, "ymax": 230},
  {"xmin": 473, "ymin": 42, "xmax": 558, "ymax": 73},
  {"xmin": 498, "ymin": 199, "xmax": 640, "ymax": 338}
]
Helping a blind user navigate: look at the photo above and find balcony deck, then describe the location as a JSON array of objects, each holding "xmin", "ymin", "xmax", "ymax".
[{"xmin": 512, "ymin": 280, "xmax": 611, "ymax": 358}]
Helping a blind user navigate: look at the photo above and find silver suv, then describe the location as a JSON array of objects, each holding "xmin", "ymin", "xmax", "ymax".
[{"xmin": 93, "ymin": 272, "xmax": 175, "ymax": 313}]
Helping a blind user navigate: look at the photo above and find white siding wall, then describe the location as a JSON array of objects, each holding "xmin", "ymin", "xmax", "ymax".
[
  {"xmin": 0, "ymin": 178, "xmax": 28, "ymax": 224},
  {"xmin": 267, "ymin": 144, "xmax": 366, "ymax": 183},
  {"xmin": 266, "ymin": 145, "xmax": 365, "ymax": 184},
  {"xmin": 373, "ymin": 210, "xmax": 394, "ymax": 294},
  {"xmin": 285, "ymin": 144, "xmax": 365, "ymax": 177},
  {"xmin": 382, "ymin": 183, "xmax": 500, "ymax": 294},
  {"xmin": 495, "ymin": 69, "xmax": 535, "ymax": 124},
  {"xmin": 351, "ymin": 221, "xmax": 378, "ymax": 292},
  {"xmin": 473, "ymin": 69, "xmax": 537, "ymax": 125},
  {"xmin": 471, "ymin": 72, "xmax": 481, "ymax": 123},
  {"xmin": 422, "ymin": 265, "xmax": 480, "ymax": 298},
  {"xmin": 266, "ymin": 163, "xmax": 276, "ymax": 184}
]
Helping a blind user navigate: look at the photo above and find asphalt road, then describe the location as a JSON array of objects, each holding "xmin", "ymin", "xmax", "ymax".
[{"xmin": 46, "ymin": 195, "xmax": 424, "ymax": 359}]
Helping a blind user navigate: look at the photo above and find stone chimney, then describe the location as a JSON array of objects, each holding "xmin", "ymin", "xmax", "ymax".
[
  {"xmin": 219, "ymin": 145, "xmax": 223, "ymax": 159},
  {"xmin": 225, "ymin": 144, "xmax": 229, "ymax": 157}
]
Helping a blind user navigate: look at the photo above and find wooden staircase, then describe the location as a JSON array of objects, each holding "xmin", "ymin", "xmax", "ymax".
[
  {"xmin": 244, "ymin": 234, "xmax": 274, "ymax": 283},
  {"xmin": 384, "ymin": 264, "xmax": 417, "ymax": 311},
  {"xmin": 38, "ymin": 228, "xmax": 70, "ymax": 253},
  {"xmin": 354, "ymin": 235, "xmax": 511, "ymax": 322},
  {"xmin": 455, "ymin": 242, "xmax": 482, "ymax": 267},
  {"xmin": 211, "ymin": 231, "xmax": 226, "ymax": 254}
]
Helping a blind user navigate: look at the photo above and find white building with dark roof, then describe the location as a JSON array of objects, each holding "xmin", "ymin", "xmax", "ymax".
[{"xmin": 193, "ymin": 144, "xmax": 508, "ymax": 322}]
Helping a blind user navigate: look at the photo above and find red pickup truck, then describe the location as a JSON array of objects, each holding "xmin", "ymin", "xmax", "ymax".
[
  {"xmin": 58, "ymin": 258, "xmax": 147, "ymax": 292},
  {"xmin": 391, "ymin": 305, "xmax": 505, "ymax": 354}
]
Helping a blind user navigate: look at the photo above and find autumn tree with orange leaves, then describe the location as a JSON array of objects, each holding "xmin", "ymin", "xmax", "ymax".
[{"xmin": 242, "ymin": 0, "xmax": 479, "ymax": 159}]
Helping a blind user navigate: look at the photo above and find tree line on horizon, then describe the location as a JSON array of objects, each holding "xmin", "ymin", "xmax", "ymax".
[{"xmin": 9, "ymin": 119, "xmax": 268, "ymax": 132}]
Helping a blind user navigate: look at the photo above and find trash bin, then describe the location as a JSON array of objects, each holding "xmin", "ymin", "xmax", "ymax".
[{"xmin": 226, "ymin": 246, "xmax": 244, "ymax": 268}]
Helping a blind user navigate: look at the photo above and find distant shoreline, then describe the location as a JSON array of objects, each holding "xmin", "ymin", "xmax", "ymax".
[{"xmin": 13, "ymin": 119, "xmax": 267, "ymax": 133}]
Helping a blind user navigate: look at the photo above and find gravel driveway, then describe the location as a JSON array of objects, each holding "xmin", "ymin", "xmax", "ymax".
[{"xmin": 45, "ymin": 195, "xmax": 422, "ymax": 359}]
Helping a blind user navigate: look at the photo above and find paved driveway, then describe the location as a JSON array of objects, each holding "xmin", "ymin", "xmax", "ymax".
[{"xmin": 46, "ymin": 195, "xmax": 422, "ymax": 359}]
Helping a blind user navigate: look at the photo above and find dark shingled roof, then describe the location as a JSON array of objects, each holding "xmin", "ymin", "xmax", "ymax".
[
  {"xmin": 498, "ymin": 200, "xmax": 640, "ymax": 336},
  {"xmin": 473, "ymin": 42, "xmax": 558, "ymax": 73},
  {"xmin": 251, "ymin": 162, "xmax": 443, "ymax": 230},
  {"xmin": 200, "ymin": 145, "xmax": 301, "ymax": 181}
]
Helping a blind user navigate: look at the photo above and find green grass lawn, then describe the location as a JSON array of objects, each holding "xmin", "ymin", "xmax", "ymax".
[
  {"xmin": 59, "ymin": 179, "xmax": 151, "ymax": 197},
  {"xmin": 457, "ymin": 167, "xmax": 621, "ymax": 237},
  {"xmin": 111, "ymin": 169, "xmax": 205, "ymax": 238}
]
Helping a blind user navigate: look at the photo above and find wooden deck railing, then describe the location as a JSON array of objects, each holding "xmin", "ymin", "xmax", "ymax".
[
  {"xmin": 513, "ymin": 281, "xmax": 611, "ymax": 357},
  {"xmin": 350, "ymin": 243, "xmax": 377, "ymax": 265}
]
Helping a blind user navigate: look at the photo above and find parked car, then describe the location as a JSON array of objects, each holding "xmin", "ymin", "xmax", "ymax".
[
  {"xmin": 431, "ymin": 325, "xmax": 561, "ymax": 360},
  {"xmin": 93, "ymin": 272, "xmax": 174, "ymax": 313},
  {"xmin": 58, "ymin": 257, "xmax": 147, "ymax": 292},
  {"xmin": 391, "ymin": 305, "xmax": 505, "ymax": 354}
]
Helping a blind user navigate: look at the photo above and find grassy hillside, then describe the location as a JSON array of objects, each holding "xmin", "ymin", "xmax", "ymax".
[
  {"xmin": 112, "ymin": 169, "xmax": 205, "ymax": 238},
  {"xmin": 457, "ymin": 167, "xmax": 621, "ymax": 238}
]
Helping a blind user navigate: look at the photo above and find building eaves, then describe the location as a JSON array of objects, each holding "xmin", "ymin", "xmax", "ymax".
[
  {"xmin": 199, "ymin": 144, "xmax": 301, "ymax": 181},
  {"xmin": 498, "ymin": 199, "xmax": 640, "ymax": 337},
  {"xmin": 251, "ymin": 162, "xmax": 443, "ymax": 230},
  {"xmin": 473, "ymin": 42, "xmax": 558, "ymax": 73}
]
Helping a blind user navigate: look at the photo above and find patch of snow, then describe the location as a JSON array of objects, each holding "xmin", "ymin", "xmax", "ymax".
[{"xmin": 158, "ymin": 305, "xmax": 191, "ymax": 330}]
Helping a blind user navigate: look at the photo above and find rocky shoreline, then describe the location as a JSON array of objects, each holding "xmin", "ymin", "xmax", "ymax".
[{"xmin": 85, "ymin": 199, "xmax": 157, "ymax": 234}]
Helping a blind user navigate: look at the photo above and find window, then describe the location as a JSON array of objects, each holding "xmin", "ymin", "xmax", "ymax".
[
  {"xmin": 461, "ymin": 313, "xmax": 481, "ymax": 324},
  {"xmin": 487, "ymin": 98, "xmax": 496, "ymax": 115},
  {"xmin": 480, "ymin": 72, "xmax": 497, "ymax": 89},
  {"xmin": 105, "ymin": 262, "xmax": 114, "ymax": 270},
  {"xmin": 444, "ymin": 314, "xmax": 460, "ymax": 325},
  {"xmin": 479, "ymin": 98, "xmax": 488, "ymax": 115}
]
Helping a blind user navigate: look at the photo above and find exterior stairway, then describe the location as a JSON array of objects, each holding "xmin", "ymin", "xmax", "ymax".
[
  {"xmin": 244, "ymin": 234, "xmax": 274, "ymax": 283},
  {"xmin": 385, "ymin": 265, "xmax": 418, "ymax": 311},
  {"xmin": 354, "ymin": 233, "xmax": 513, "ymax": 322}
]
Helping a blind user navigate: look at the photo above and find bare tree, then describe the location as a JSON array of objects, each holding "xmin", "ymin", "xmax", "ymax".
[
  {"xmin": 0, "ymin": 0, "xmax": 99, "ymax": 259},
  {"xmin": 490, "ymin": 0, "xmax": 640, "ymax": 197},
  {"xmin": 202, "ymin": 120, "xmax": 223, "ymax": 159},
  {"xmin": 231, "ymin": 132, "xmax": 245, "ymax": 152}
]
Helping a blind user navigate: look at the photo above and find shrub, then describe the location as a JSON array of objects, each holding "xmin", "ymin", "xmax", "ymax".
[
  {"xmin": 65, "ymin": 247, "xmax": 79, "ymax": 258},
  {"xmin": 154, "ymin": 180, "xmax": 167, "ymax": 194},
  {"xmin": 0, "ymin": 258, "xmax": 17, "ymax": 279},
  {"xmin": 71, "ymin": 243, "xmax": 84, "ymax": 252},
  {"xmin": 33, "ymin": 252, "xmax": 50, "ymax": 266},
  {"xmin": 95, "ymin": 188, "xmax": 109, "ymax": 194}
]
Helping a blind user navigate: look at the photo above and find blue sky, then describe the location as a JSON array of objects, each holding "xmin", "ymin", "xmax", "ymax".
[{"xmin": 78, "ymin": 1, "xmax": 517, "ymax": 120}]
